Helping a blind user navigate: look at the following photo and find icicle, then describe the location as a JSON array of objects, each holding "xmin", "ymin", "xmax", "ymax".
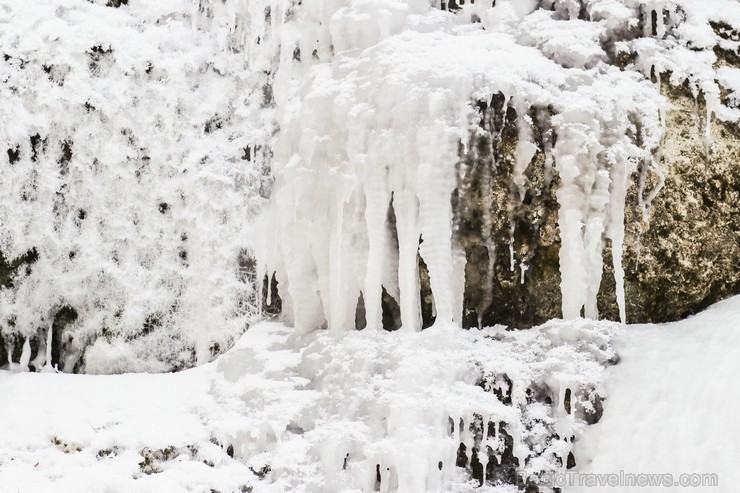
[
  {"xmin": 19, "ymin": 337, "xmax": 31, "ymax": 372},
  {"xmin": 542, "ymin": 118, "xmax": 555, "ymax": 188},
  {"xmin": 44, "ymin": 322, "xmax": 54, "ymax": 371},
  {"xmin": 452, "ymin": 246, "xmax": 467, "ymax": 326},
  {"xmin": 655, "ymin": 4, "xmax": 666, "ymax": 39},
  {"xmin": 704, "ymin": 104, "xmax": 713, "ymax": 147},
  {"xmin": 606, "ymin": 155, "xmax": 631, "ymax": 324},
  {"xmin": 479, "ymin": 157, "xmax": 496, "ymax": 327},
  {"xmin": 657, "ymin": 71, "xmax": 667, "ymax": 132},
  {"xmin": 416, "ymin": 124, "xmax": 457, "ymax": 327},
  {"xmin": 583, "ymin": 169, "xmax": 610, "ymax": 320},
  {"xmin": 462, "ymin": 417, "xmax": 473, "ymax": 469},
  {"xmin": 31, "ymin": 337, "xmax": 46, "ymax": 371},
  {"xmin": 256, "ymin": 256, "xmax": 266, "ymax": 314},
  {"xmin": 519, "ymin": 262, "xmax": 528, "ymax": 285},
  {"xmin": 481, "ymin": 418, "xmax": 489, "ymax": 484},
  {"xmin": 513, "ymin": 104, "xmax": 537, "ymax": 202},
  {"xmin": 394, "ymin": 189, "xmax": 422, "ymax": 332},
  {"xmin": 643, "ymin": 5, "xmax": 653, "ymax": 38},
  {"xmin": 363, "ymin": 174, "xmax": 389, "ymax": 330},
  {"xmin": 638, "ymin": 156, "xmax": 665, "ymax": 223},
  {"xmin": 508, "ymin": 221, "xmax": 515, "ymax": 272},
  {"xmin": 493, "ymin": 421, "xmax": 502, "ymax": 466},
  {"xmin": 380, "ymin": 462, "xmax": 390, "ymax": 493},
  {"xmin": 553, "ymin": 114, "xmax": 605, "ymax": 319},
  {"xmin": 329, "ymin": 193, "xmax": 350, "ymax": 331},
  {"xmin": 449, "ymin": 414, "xmax": 461, "ymax": 483}
]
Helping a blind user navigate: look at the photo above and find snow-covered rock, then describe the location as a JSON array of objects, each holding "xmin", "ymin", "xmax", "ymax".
[
  {"xmin": 0, "ymin": 0, "xmax": 738, "ymax": 372},
  {"xmin": 0, "ymin": 0, "xmax": 271, "ymax": 372}
]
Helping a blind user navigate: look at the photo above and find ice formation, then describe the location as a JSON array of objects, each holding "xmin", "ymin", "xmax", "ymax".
[
  {"xmin": 210, "ymin": 317, "xmax": 621, "ymax": 493},
  {"xmin": 0, "ymin": 0, "xmax": 737, "ymax": 370},
  {"xmin": 251, "ymin": 0, "xmax": 740, "ymax": 330},
  {"xmin": 0, "ymin": 314, "xmax": 623, "ymax": 493},
  {"xmin": 0, "ymin": 0, "xmax": 738, "ymax": 491},
  {"xmin": 4, "ymin": 298, "xmax": 740, "ymax": 492}
]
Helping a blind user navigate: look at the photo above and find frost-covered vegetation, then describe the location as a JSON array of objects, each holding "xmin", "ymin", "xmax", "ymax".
[{"xmin": 0, "ymin": 0, "xmax": 272, "ymax": 372}]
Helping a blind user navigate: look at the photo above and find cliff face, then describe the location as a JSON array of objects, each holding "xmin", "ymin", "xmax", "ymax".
[
  {"xmin": 454, "ymin": 84, "xmax": 740, "ymax": 328},
  {"xmin": 616, "ymin": 84, "xmax": 740, "ymax": 323},
  {"xmin": 1, "ymin": 0, "xmax": 739, "ymax": 372},
  {"xmin": 452, "ymin": 22, "xmax": 740, "ymax": 329},
  {"xmin": 258, "ymin": 0, "xmax": 740, "ymax": 334}
]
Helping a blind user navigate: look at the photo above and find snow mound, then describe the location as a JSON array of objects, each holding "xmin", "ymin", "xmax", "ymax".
[
  {"xmin": 3, "ymin": 298, "xmax": 739, "ymax": 492},
  {"xmin": 0, "ymin": 317, "xmax": 622, "ymax": 492},
  {"xmin": 574, "ymin": 295, "xmax": 740, "ymax": 492},
  {"xmin": 211, "ymin": 319, "xmax": 621, "ymax": 492}
]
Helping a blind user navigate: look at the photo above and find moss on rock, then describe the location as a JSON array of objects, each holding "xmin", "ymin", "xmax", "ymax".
[{"xmin": 453, "ymin": 83, "xmax": 739, "ymax": 327}]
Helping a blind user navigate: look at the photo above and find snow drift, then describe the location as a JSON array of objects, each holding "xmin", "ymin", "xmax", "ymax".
[{"xmin": 2, "ymin": 297, "xmax": 738, "ymax": 492}]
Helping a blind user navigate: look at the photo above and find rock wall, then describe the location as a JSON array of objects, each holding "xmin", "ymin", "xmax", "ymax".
[
  {"xmin": 1, "ymin": 0, "xmax": 738, "ymax": 373},
  {"xmin": 454, "ymin": 71, "xmax": 739, "ymax": 328}
]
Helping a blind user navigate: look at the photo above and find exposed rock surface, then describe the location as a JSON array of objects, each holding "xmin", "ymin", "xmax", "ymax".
[{"xmin": 454, "ymin": 77, "xmax": 739, "ymax": 328}]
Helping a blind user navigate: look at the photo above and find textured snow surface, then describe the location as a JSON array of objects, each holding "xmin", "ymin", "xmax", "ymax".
[
  {"xmin": 0, "ymin": 317, "xmax": 621, "ymax": 492},
  {"xmin": 1, "ymin": 298, "xmax": 739, "ymax": 492},
  {"xmin": 573, "ymin": 295, "xmax": 740, "ymax": 492},
  {"xmin": 0, "ymin": 366, "xmax": 257, "ymax": 492}
]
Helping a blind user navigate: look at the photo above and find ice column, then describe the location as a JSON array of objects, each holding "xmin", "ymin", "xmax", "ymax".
[
  {"xmin": 553, "ymin": 112, "xmax": 607, "ymax": 319},
  {"xmin": 362, "ymin": 151, "xmax": 391, "ymax": 330},
  {"xmin": 606, "ymin": 154, "xmax": 631, "ymax": 324},
  {"xmin": 393, "ymin": 188, "xmax": 422, "ymax": 331},
  {"xmin": 416, "ymin": 123, "xmax": 459, "ymax": 327}
]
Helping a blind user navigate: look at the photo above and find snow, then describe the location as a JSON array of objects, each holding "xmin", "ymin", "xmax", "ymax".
[
  {"xmin": 1, "ymin": 316, "xmax": 623, "ymax": 492},
  {"xmin": 574, "ymin": 295, "xmax": 740, "ymax": 492},
  {"xmin": 517, "ymin": 10, "xmax": 608, "ymax": 69},
  {"xmin": 2, "ymin": 297, "xmax": 738, "ymax": 491},
  {"xmin": 0, "ymin": 365, "xmax": 257, "ymax": 493},
  {"xmin": 0, "ymin": 0, "xmax": 738, "ymax": 491},
  {"xmin": 0, "ymin": 0, "xmax": 270, "ymax": 372}
]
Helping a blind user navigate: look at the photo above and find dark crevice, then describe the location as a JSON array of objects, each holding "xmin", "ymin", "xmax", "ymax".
[{"xmin": 52, "ymin": 306, "xmax": 78, "ymax": 371}]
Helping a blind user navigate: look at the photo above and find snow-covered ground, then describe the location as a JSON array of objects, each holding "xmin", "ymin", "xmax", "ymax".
[
  {"xmin": 0, "ymin": 365, "xmax": 256, "ymax": 492},
  {"xmin": 0, "ymin": 297, "xmax": 737, "ymax": 492},
  {"xmin": 573, "ymin": 296, "xmax": 740, "ymax": 492}
]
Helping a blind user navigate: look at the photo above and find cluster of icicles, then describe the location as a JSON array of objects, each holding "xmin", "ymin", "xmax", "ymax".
[
  {"xmin": 250, "ymin": 0, "xmax": 672, "ymax": 332},
  {"xmin": 213, "ymin": 316, "xmax": 616, "ymax": 492},
  {"xmin": 237, "ymin": 0, "xmax": 740, "ymax": 334}
]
